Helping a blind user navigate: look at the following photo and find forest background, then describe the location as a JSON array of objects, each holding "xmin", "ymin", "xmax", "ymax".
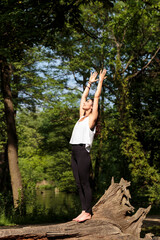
[{"xmin": 0, "ymin": 0, "xmax": 160, "ymax": 225}]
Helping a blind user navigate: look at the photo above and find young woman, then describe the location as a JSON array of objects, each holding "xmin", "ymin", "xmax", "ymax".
[{"xmin": 69, "ymin": 69, "xmax": 107, "ymax": 222}]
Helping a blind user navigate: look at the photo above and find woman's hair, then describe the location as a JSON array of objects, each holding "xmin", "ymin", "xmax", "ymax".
[{"xmin": 91, "ymin": 98, "xmax": 101, "ymax": 137}]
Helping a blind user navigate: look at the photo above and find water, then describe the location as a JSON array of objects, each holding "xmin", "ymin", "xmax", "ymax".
[{"xmin": 25, "ymin": 189, "xmax": 81, "ymax": 223}]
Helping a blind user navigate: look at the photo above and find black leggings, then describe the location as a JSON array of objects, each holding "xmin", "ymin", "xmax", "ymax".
[{"xmin": 71, "ymin": 144, "xmax": 92, "ymax": 214}]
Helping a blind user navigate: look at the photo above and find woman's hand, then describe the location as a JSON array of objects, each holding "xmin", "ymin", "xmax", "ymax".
[
  {"xmin": 99, "ymin": 69, "xmax": 107, "ymax": 82},
  {"xmin": 89, "ymin": 71, "xmax": 98, "ymax": 84}
]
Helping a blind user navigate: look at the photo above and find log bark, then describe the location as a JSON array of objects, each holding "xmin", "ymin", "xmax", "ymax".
[{"xmin": 0, "ymin": 178, "xmax": 153, "ymax": 240}]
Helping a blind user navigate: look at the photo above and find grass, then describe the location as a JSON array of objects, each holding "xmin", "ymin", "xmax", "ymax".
[{"xmin": 0, "ymin": 211, "xmax": 15, "ymax": 226}]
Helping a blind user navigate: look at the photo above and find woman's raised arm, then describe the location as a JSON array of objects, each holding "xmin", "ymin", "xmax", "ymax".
[
  {"xmin": 94, "ymin": 69, "xmax": 107, "ymax": 98},
  {"xmin": 89, "ymin": 69, "xmax": 107, "ymax": 129},
  {"xmin": 80, "ymin": 71, "xmax": 98, "ymax": 118}
]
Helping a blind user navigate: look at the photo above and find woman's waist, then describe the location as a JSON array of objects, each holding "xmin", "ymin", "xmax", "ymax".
[{"xmin": 71, "ymin": 143, "xmax": 85, "ymax": 146}]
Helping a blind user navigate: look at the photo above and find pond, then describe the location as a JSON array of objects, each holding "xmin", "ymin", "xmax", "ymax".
[{"xmin": 25, "ymin": 189, "xmax": 81, "ymax": 224}]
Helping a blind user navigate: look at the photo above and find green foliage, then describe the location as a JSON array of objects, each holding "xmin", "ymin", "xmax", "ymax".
[
  {"xmin": 49, "ymin": 0, "xmax": 160, "ymax": 206},
  {"xmin": 58, "ymin": 171, "xmax": 76, "ymax": 192},
  {"xmin": 17, "ymin": 111, "xmax": 45, "ymax": 189},
  {"xmin": 121, "ymin": 127, "xmax": 160, "ymax": 204},
  {"xmin": 1, "ymin": 0, "xmax": 160, "ymax": 218},
  {"xmin": 17, "ymin": 101, "xmax": 78, "ymax": 192},
  {"xmin": 0, "ymin": 0, "xmax": 113, "ymax": 61},
  {"xmin": 16, "ymin": 0, "xmax": 160, "ymax": 207}
]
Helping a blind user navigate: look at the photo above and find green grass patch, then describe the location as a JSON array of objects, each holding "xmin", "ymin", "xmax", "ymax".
[{"xmin": 0, "ymin": 211, "xmax": 15, "ymax": 226}]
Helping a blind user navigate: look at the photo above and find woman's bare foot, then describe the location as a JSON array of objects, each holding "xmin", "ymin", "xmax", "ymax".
[
  {"xmin": 72, "ymin": 211, "xmax": 85, "ymax": 222},
  {"xmin": 77, "ymin": 212, "xmax": 92, "ymax": 222}
]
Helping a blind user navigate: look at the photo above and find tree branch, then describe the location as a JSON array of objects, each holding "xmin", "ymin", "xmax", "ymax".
[
  {"xmin": 121, "ymin": 56, "xmax": 134, "ymax": 74},
  {"xmin": 103, "ymin": 83, "xmax": 116, "ymax": 96},
  {"xmin": 126, "ymin": 46, "xmax": 160, "ymax": 81}
]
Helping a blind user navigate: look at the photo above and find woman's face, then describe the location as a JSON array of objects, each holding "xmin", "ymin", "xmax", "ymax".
[{"xmin": 82, "ymin": 99, "xmax": 93, "ymax": 110}]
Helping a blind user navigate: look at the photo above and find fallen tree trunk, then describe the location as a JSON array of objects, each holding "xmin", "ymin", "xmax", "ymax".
[{"xmin": 0, "ymin": 178, "xmax": 154, "ymax": 240}]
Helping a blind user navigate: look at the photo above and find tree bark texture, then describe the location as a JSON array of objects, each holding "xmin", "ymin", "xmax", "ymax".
[
  {"xmin": 0, "ymin": 178, "xmax": 155, "ymax": 240},
  {"xmin": 0, "ymin": 57, "xmax": 23, "ymax": 208},
  {"xmin": 0, "ymin": 144, "xmax": 11, "ymax": 192}
]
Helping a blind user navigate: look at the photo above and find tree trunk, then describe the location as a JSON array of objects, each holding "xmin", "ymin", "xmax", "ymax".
[
  {"xmin": 0, "ymin": 57, "xmax": 23, "ymax": 208},
  {"xmin": 0, "ymin": 144, "xmax": 11, "ymax": 192},
  {"xmin": 0, "ymin": 178, "xmax": 153, "ymax": 240}
]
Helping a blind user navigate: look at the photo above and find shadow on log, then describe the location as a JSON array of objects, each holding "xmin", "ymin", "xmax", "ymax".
[{"xmin": 0, "ymin": 178, "xmax": 154, "ymax": 240}]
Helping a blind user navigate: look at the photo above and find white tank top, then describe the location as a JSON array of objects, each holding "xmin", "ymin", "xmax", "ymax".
[{"xmin": 69, "ymin": 116, "xmax": 96, "ymax": 152}]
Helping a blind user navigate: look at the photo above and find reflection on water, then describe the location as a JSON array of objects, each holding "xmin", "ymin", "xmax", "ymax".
[
  {"xmin": 25, "ymin": 189, "xmax": 81, "ymax": 223},
  {"xmin": 36, "ymin": 189, "xmax": 79, "ymax": 211}
]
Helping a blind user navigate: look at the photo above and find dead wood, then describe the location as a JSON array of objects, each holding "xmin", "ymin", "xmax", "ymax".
[{"xmin": 0, "ymin": 178, "xmax": 153, "ymax": 240}]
